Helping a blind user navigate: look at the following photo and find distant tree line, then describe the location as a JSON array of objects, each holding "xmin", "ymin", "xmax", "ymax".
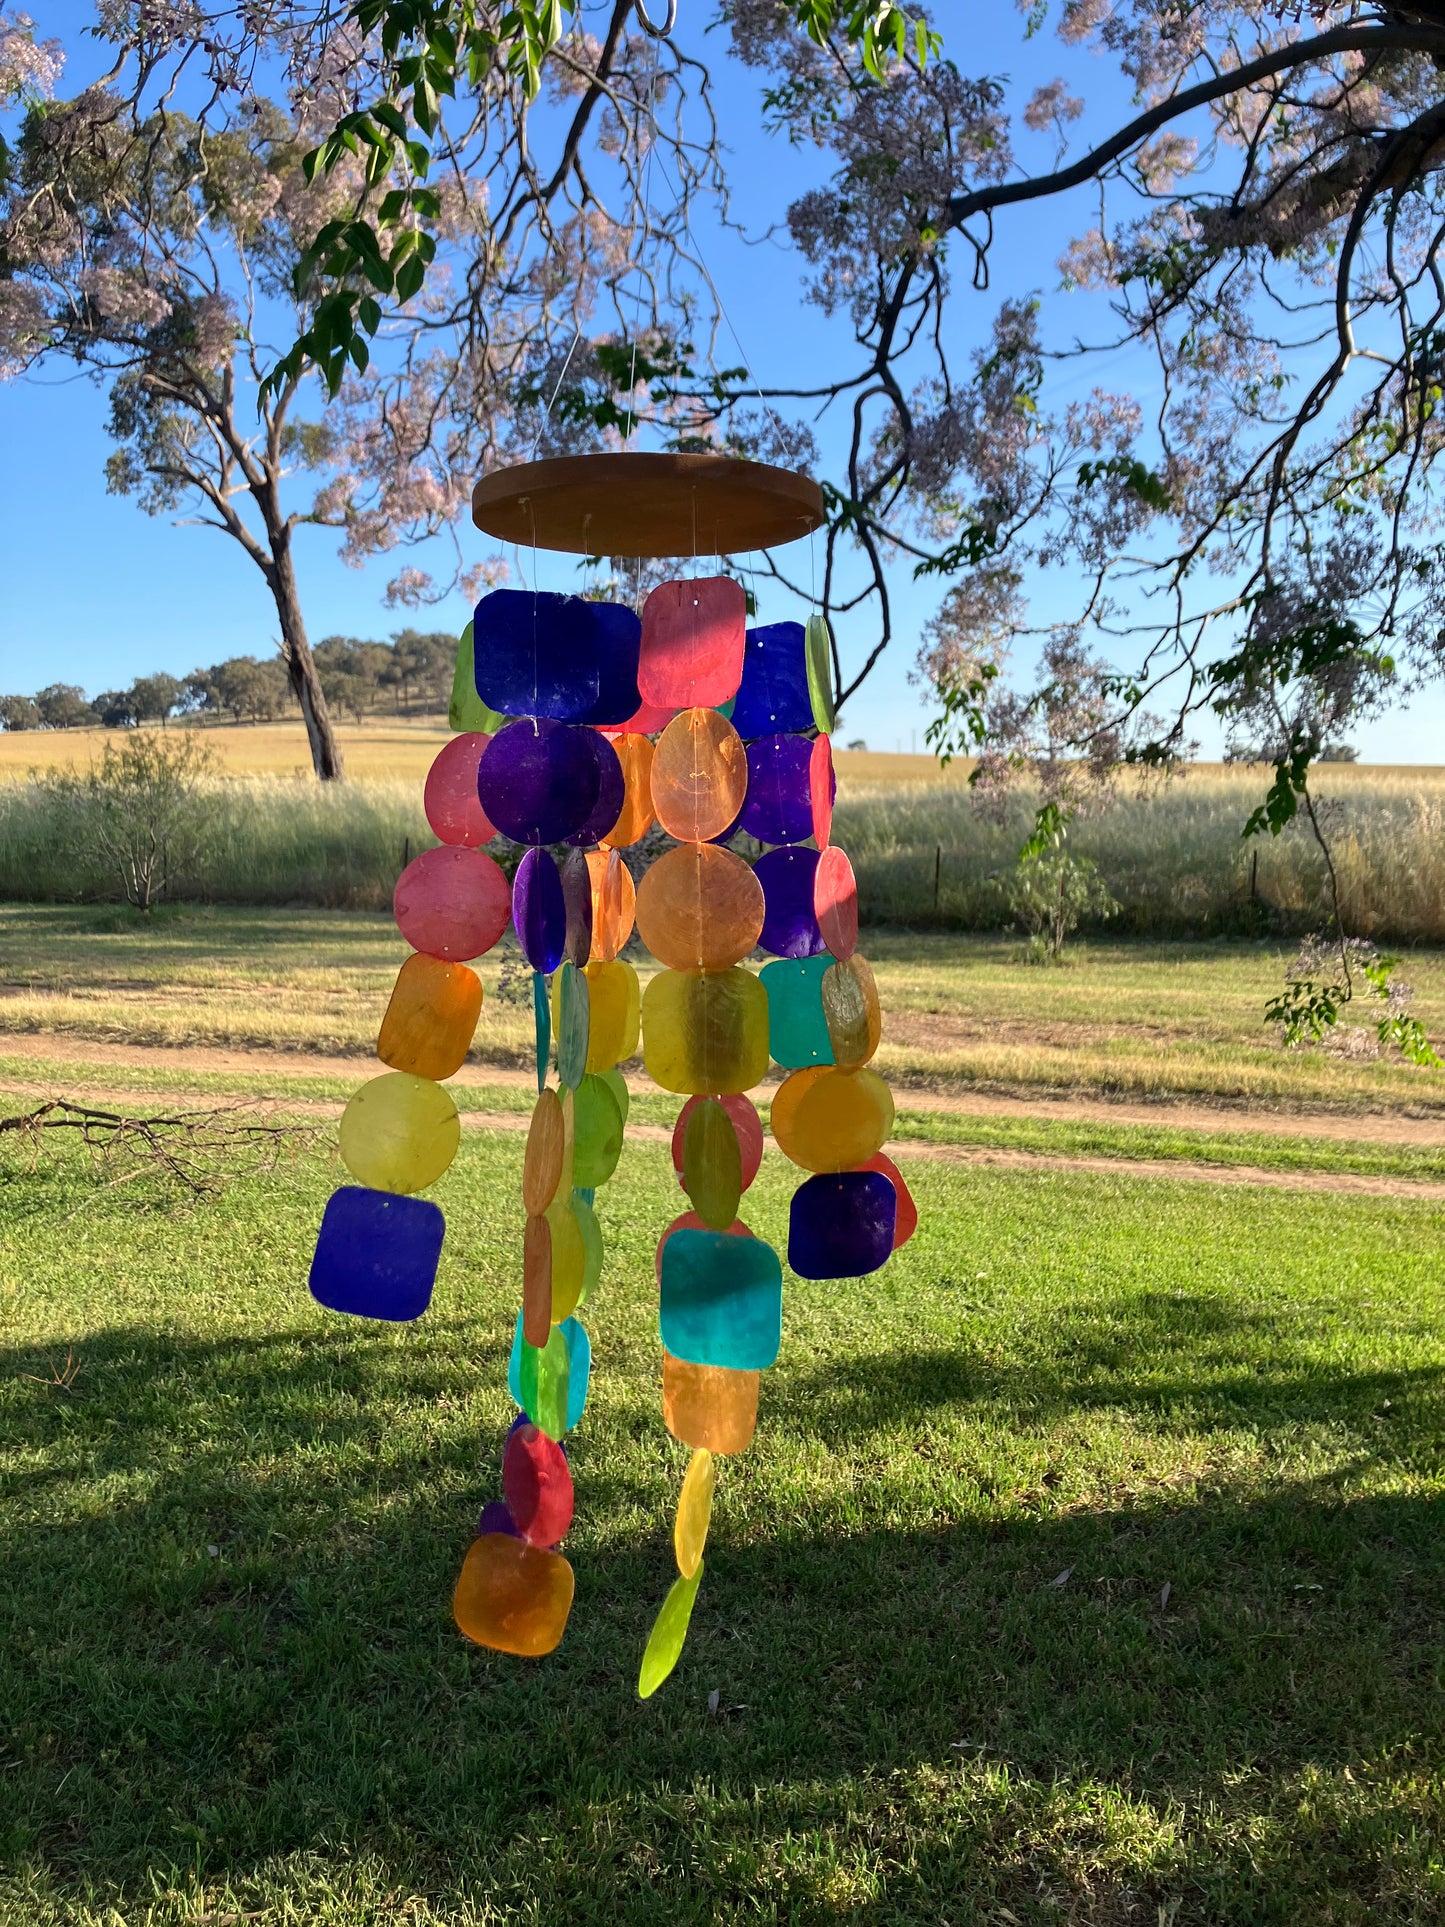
[{"xmin": 0, "ymin": 633, "xmax": 456, "ymax": 732}]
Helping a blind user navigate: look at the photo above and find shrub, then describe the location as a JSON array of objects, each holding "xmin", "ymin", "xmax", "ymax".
[{"xmin": 38, "ymin": 733, "xmax": 220, "ymax": 910}]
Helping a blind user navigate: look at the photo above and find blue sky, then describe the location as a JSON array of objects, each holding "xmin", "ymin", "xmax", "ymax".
[{"xmin": 2, "ymin": 0, "xmax": 1442, "ymax": 763}]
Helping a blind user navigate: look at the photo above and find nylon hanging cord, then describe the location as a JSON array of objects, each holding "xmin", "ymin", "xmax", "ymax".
[
  {"xmin": 623, "ymin": 23, "xmax": 663, "ymax": 446},
  {"xmin": 646, "ymin": 142, "xmax": 795, "ymax": 464},
  {"xmin": 533, "ymin": 328, "xmax": 583, "ymax": 461},
  {"xmin": 623, "ymin": 0, "xmax": 793, "ymax": 472}
]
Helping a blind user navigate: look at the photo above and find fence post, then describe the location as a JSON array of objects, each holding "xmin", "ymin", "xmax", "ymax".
[
  {"xmin": 933, "ymin": 843, "xmax": 942, "ymax": 911},
  {"xmin": 403, "ymin": 835, "xmax": 411, "ymax": 872}
]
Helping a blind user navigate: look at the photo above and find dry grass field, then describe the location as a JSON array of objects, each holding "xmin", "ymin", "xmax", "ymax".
[
  {"xmin": 0, "ymin": 717, "xmax": 456, "ymax": 783},
  {"xmin": 0, "ymin": 717, "xmax": 980, "ymax": 788},
  {"xmin": 2, "ymin": 713, "xmax": 1441, "ymax": 800}
]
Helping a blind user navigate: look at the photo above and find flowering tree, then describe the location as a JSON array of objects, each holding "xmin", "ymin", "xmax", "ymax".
[
  {"xmin": 289, "ymin": 0, "xmax": 1444, "ymax": 781},
  {"xmin": 708, "ymin": 0, "xmax": 1445, "ymax": 819},
  {"xmin": 11, "ymin": 0, "xmax": 1445, "ymax": 814},
  {"xmin": 0, "ymin": 0, "xmax": 743, "ymax": 777},
  {"xmin": 2, "ymin": 43, "xmax": 353, "ymax": 773}
]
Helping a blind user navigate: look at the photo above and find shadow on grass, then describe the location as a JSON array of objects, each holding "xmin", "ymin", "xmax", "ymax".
[
  {"xmin": 1, "ymin": 1317, "xmax": 1442, "ymax": 1926},
  {"xmin": 775, "ymin": 1287, "xmax": 1445, "ymax": 1441}
]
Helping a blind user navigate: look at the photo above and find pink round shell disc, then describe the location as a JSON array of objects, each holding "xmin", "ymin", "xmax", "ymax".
[
  {"xmin": 813, "ymin": 844, "xmax": 858, "ymax": 960},
  {"xmin": 424, "ymin": 733, "xmax": 496, "ymax": 847},
  {"xmin": 809, "ymin": 734, "xmax": 835, "ymax": 849},
  {"xmin": 394, "ymin": 846, "xmax": 511, "ymax": 961},
  {"xmin": 669, "ymin": 1092, "xmax": 765, "ymax": 1192}
]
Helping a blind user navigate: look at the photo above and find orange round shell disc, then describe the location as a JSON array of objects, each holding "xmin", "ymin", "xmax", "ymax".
[
  {"xmin": 585, "ymin": 847, "xmax": 636, "ymax": 962},
  {"xmin": 814, "ymin": 845, "xmax": 858, "ymax": 960},
  {"xmin": 471, "ymin": 452, "xmax": 825, "ymax": 559},
  {"xmin": 769, "ymin": 1064, "xmax": 895, "ymax": 1173},
  {"xmin": 634, "ymin": 841, "xmax": 764, "ymax": 972},
  {"xmin": 650, "ymin": 708, "xmax": 748, "ymax": 842},
  {"xmin": 523, "ymin": 1088, "xmax": 566, "ymax": 1214},
  {"xmin": 861, "ymin": 1150, "xmax": 919, "ymax": 1248},
  {"xmin": 600, "ymin": 732, "xmax": 655, "ymax": 849}
]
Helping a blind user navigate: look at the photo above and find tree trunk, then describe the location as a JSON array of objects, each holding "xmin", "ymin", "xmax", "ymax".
[{"xmin": 268, "ymin": 528, "xmax": 345, "ymax": 781}]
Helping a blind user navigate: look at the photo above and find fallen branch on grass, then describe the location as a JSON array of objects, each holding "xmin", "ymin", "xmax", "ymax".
[{"xmin": 1, "ymin": 1098, "xmax": 326, "ymax": 1199}]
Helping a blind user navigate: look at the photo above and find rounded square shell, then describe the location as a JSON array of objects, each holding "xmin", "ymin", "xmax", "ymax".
[{"xmin": 641, "ymin": 967, "xmax": 770, "ymax": 1095}]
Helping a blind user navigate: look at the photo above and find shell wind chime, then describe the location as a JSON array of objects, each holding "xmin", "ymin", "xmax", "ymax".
[{"xmin": 307, "ymin": 451, "xmax": 918, "ymax": 1694}]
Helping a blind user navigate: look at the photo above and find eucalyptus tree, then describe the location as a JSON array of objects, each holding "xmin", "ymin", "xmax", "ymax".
[{"xmin": 0, "ymin": 0, "xmax": 739, "ymax": 775}]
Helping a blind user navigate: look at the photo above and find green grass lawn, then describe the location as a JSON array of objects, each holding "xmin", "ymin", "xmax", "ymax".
[
  {"xmin": 2, "ymin": 1122, "xmax": 1443, "ymax": 1925},
  {"xmin": 4, "ymin": 904, "xmax": 1445, "ymax": 1113}
]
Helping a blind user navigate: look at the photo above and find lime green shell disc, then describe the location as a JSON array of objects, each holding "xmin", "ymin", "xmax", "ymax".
[
  {"xmin": 681, "ymin": 1098, "xmax": 742, "ymax": 1230},
  {"xmin": 805, "ymin": 613, "xmax": 835, "ymax": 733},
  {"xmin": 448, "ymin": 621, "xmax": 509, "ymax": 734},
  {"xmin": 638, "ymin": 1562, "xmax": 704, "ymax": 1700},
  {"xmin": 572, "ymin": 1074, "xmax": 624, "ymax": 1188}
]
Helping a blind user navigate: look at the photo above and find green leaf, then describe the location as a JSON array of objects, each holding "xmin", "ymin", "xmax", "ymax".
[
  {"xmin": 1018, "ymin": 800, "xmax": 1068, "ymax": 863},
  {"xmin": 412, "ymin": 74, "xmax": 437, "ymax": 133},
  {"xmin": 372, "ymin": 100, "xmax": 410, "ymax": 139},
  {"xmin": 395, "ymin": 255, "xmax": 426, "ymax": 302},
  {"xmin": 1242, "ymin": 749, "xmax": 1310, "ymax": 841},
  {"xmin": 914, "ymin": 520, "xmax": 998, "ymax": 578}
]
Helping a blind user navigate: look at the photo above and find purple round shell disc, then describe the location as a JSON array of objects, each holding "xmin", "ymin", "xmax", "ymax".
[
  {"xmin": 513, "ymin": 846, "xmax": 567, "ymax": 974},
  {"xmin": 561, "ymin": 730, "xmax": 625, "ymax": 846},
  {"xmin": 477, "ymin": 718, "xmax": 602, "ymax": 845},
  {"xmin": 755, "ymin": 845, "xmax": 826, "ymax": 958},
  {"xmin": 739, "ymin": 734, "xmax": 815, "ymax": 845},
  {"xmin": 477, "ymin": 1498, "xmax": 524, "ymax": 1539}
]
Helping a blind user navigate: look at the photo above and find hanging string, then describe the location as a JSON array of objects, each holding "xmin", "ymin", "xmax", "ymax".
[
  {"xmin": 623, "ymin": 25, "xmax": 664, "ymax": 447},
  {"xmin": 645, "ymin": 141, "xmax": 795, "ymax": 464},
  {"xmin": 533, "ymin": 326, "xmax": 584, "ymax": 461}
]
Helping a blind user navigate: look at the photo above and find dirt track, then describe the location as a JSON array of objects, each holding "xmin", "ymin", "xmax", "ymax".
[
  {"xmin": 2, "ymin": 1030, "xmax": 1443, "ymax": 1143},
  {"xmin": 3, "ymin": 1034, "xmax": 1443, "ymax": 1203}
]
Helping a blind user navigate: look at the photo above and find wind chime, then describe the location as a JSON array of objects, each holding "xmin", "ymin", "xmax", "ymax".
[{"xmin": 307, "ymin": 449, "xmax": 919, "ymax": 1695}]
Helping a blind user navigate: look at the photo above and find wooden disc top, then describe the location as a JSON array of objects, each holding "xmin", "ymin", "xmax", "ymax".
[{"xmin": 471, "ymin": 452, "xmax": 825, "ymax": 558}]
